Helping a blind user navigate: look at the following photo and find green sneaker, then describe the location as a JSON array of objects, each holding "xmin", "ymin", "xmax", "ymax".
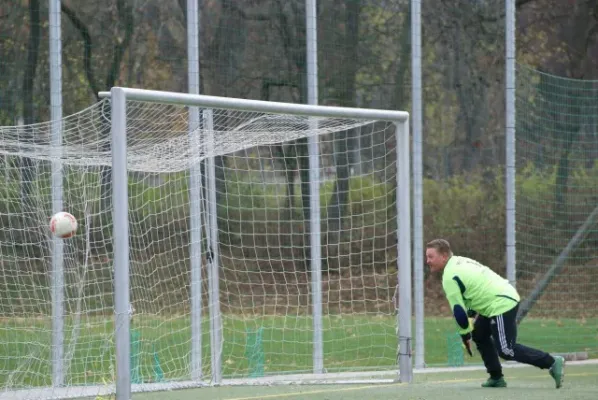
[
  {"xmin": 549, "ymin": 356, "xmax": 565, "ymax": 389},
  {"xmin": 481, "ymin": 377, "xmax": 507, "ymax": 388}
]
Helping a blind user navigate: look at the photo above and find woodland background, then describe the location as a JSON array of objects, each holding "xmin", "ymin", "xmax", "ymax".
[{"xmin": 1, "ymin": 0, "xmax": 598, "ymax": 318}]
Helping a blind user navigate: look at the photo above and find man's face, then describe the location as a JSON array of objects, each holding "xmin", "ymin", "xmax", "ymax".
[{"xmin": 425, "ymin": 247, "xmax": 449, "ymax": 273}]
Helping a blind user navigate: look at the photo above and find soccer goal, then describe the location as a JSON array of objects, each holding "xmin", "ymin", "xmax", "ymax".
[{"xmin": 0, "ymin": 87, "xmax": 411, "ymax": 400}]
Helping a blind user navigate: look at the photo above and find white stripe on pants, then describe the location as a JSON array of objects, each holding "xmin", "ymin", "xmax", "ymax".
[{"xmin": 496, "ymin": 315, "xmax": 514, "ymax": 357}]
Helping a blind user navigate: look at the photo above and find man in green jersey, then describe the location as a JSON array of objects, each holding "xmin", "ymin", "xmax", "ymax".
[{"xmin": 425, "ymin": 239, "xmax": 565, "ymax": 389}]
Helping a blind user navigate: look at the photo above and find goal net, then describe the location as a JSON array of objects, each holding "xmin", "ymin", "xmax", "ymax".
[
  {"xmin": 0, "ymin": 89, "xmax": 411, "ymax": 399},
  {"xmin": 515, "ymin": 66, "xmax": 598, "ymax": 360}
]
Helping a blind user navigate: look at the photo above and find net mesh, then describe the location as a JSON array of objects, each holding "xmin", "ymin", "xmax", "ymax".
[
  {"xmin": 0, "ymin": 98, "xmax": 401, "ymax": 396},
  {"xmin": 516, "ymin": 66, "xmax": 598, "ymax": 359}
]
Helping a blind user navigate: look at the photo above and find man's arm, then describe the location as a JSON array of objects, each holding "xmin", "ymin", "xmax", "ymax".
[
  {"xmin": 444, "ymin": 277, "xmax": 475, "ymax": 356},
  {"xmin": 443, "ymin": 276, "xmax": 473, "ymax": 335}
]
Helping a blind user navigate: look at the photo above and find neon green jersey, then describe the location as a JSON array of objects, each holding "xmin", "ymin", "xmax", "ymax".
[{"xmin": 442, "ymin": 256, "xmax": 520, "ymax": 334}]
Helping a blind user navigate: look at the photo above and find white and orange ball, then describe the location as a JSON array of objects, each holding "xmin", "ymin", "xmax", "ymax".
[{"xmin": 49, "ymin": 211, "xmax": 78, "ymax": 239}]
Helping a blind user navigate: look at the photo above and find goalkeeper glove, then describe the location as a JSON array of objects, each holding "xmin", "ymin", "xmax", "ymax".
[{"xmin": 461, "ymin": 332, "xmax": 473, "ymax": 357}]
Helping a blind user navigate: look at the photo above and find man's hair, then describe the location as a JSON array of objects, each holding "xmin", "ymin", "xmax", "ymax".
[{"xmin": 426, "ymin": 239, "xmax": 453, "ymax": 256}]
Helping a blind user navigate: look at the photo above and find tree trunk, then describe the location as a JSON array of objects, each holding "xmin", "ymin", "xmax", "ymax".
[
  {"xmin": 62, "ymin": 0, "xmax": 134, "ymax": 254},
  {"xmin": 282, "ymin": 144, "xmax": 298, "ymax": 221},
  {"xmin": 324, "ymin": 0, "xmax": 360, "ymax": 271},
  {"xmin": 260, "ymin": 79, "xmax": 299, "ymax": 225},
  {"xmin": 20, "ymin": 0, "xmax": 41, "ymax": 206},
  {"xmin": 554, "ymin": 137, "xmax": 572, "ymax": 228},
  {"xmin": 325, "ymin": 130, "xmax": 351, "ymax": 272},
  {"xmin": 387, "ymin": 3, "xmax": 411, "ymax": 230}
]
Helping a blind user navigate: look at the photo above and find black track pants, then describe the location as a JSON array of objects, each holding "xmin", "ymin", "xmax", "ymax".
[{"xmin": 472, "ymin": 304, "xmax": 555, "ymax": 379}]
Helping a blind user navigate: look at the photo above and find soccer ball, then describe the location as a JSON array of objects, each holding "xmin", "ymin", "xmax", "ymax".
[{"xmin": 49, "ymin": 211, "xmax": 78, "ymax": 238}]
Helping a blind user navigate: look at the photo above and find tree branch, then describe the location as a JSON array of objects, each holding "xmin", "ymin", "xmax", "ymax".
[
  {"xmin": 229, "ymin": 2, "xmax": 272, "ymax": 21},
  {"xmin": 178, "ymin": 0, "xmax": 187, "ymax": 24},
  {"xmin": 61, "ymin": 2, "xmax": 100, "ymax": 99},
  {"xmin": 475, "ymin": 0, "xmax": 538, "ymax": 23},
  {"xmin": 261, "ymin": 78, "xmax": 298, "ymax": 101},
  {"xmin": 23, "ymin": 0, "xmax": 41, "ymax": 124},
  {"xmin": 105, "ymin": 0, "xmax": 134, "ymax": 90}
]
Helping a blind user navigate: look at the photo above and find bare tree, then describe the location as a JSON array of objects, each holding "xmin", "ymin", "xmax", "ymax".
[
  {"xmin": 19, "ymin": 0, "xmax": 41, "ymax": 219},
  {"xmin": 551, "ymin": 0, "xmax": 598, "ymax": 225},
  {"xmin": 324, "ymin": 0, "xmax": 361, "ymax": 271},
  {"xmin": 61, "ymin": 0, "xmax": 134, "ymax": 251}
]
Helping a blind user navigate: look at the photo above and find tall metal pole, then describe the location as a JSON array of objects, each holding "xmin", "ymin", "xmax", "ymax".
[
  {"xmin": 111, "ymin": 87, "xmax": 131, "ymax": 400},
  {"xmin": 505, "ymin": 0, "xmax": 516, "ymax": 287},
  {"xmin": 187, "ymin": 0, "xmax": 203, "ymax": 381},
  {"xmin": 306, "ymin": 0, "xmax": 323, "ymax": 375},
  {"xmin": 397, "ymin": 119, "xmax": 413, "ymax": 383},
  {"xmin": 49, "ymin": 0, "xmax": 64, "ymax": 387},
  {"xmin": 204, "ymin": 109, "xmax": 222, "ymax": 384},
  {"xmin": 410, "ymin": 0, "xmax": 424, "ymax": 369}
]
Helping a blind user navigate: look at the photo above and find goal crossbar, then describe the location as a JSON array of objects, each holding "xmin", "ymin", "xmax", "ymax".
[
  {"xmin": 101, "ymin": 87, "xmax": 412, "ymax": 400},
  {"xmin": 99, "ymin": 88, "xmax": 409, "ymax": 122}
]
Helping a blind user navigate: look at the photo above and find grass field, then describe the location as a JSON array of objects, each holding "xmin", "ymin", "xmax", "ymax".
[
  {"xmin": 128, "ymin": 363, "xmax": 598, "ymax": 400},
  {"xmin": 1, "ymin": 315, "xmax": 596, "ymax": 389}
]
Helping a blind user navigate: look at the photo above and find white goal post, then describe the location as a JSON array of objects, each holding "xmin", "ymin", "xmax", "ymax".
[
  {"xmin": 104, "ymin": 87, "xmax": 412, "ymax": 399},
  {"xmin": 0, "ymin": 87, "xmax": 410, "ymax": 400}
]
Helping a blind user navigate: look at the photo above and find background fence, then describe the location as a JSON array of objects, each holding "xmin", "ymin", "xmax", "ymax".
[{"xmin": 0, "ymin": 0, "xmax": 597, "ymax": 394}]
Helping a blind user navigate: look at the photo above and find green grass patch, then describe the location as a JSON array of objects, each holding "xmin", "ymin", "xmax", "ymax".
[
  {"xmin": 135, "ymin": 363, "xmax": 598, "ymax": 400},
  {"xmin": 0, "ymin": 315, "xmax": 595, "ymax": 388}
]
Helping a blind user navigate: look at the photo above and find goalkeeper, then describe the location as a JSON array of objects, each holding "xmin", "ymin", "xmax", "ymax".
[{"xmin": 425, "ymin": 239, "xmax": 564, "ymax": 388}]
